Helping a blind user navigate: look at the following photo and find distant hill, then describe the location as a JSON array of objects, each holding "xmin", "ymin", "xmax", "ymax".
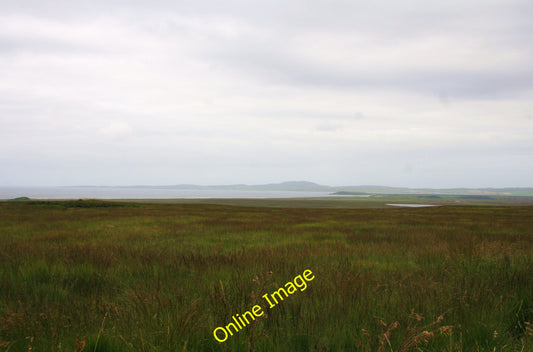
[
  {"xmin": 157, "ymin": 181, "xmax": 334, "ymax": 192},
  {"xmin": 250, "ymin": 181, "xmax": 334, "ymax": 191},
  {"xmin": 7, "ymin": 196, "xmax": 31, "ymax": 202},
  {"xmin": 74, "ymin": 182, "xmax": 533, "ymax": 196},
  {"xmin": 334, "ymin": 185, "xmax": 533, "ymax": 196}
]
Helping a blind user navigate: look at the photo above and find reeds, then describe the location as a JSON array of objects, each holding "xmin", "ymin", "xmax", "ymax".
[{"xmin": 0, "ymin": 200, "xmax": 532, "ymax": 351}]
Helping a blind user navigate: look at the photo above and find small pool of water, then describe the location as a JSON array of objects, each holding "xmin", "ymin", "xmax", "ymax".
[{"xmin": 386, "ymin": 203, "xmax": 439, "ymax": 208}]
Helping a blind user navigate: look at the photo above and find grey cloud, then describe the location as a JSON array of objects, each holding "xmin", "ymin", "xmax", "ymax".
[
  {"xmin": 175, "ymin": 1, "xmax": 533, "ymax": 99},
  {"xmin": 209, "ymin": 44, "xmax": 533, "ymax": 99},
  {"xmin": 3, "ymin": 0, "xmax": 532, "ymax": 33},
  {"xmin": 284, "ymin": 66, "xmax": 533, "ymax": 99},
  {"xmin": 0, "ymin": 36, "xmax": 99, "ymax": 54},
  {"xmin": 246, "ymin": 110, "xmax": 358, "ymax": 120},
  {"xmin": 1, "ymin": 0, "xmax": 532, "ymax": 187},
  {"xmin": 315, "ymin": 122, "xmax": 343, "ymax": 132}
]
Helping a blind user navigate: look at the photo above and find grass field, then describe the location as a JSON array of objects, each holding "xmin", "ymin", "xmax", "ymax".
[
  {"xmin": 1, "ymin": 199, "xmax": 533, "ymax": 351},
  {"xmin": 113, "ymin": 194, "xmax": 533, "ymax": 208}
]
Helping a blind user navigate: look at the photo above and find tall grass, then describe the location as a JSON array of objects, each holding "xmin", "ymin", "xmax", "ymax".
[{"xmin": 0, "ymin": 201, "xmax": 532, "ymax": 351}]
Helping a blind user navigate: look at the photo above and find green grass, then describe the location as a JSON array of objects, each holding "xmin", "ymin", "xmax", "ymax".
[
  {"xmin": 111, "ymin": 194, "xmax": 533, "ymax": 208},
  {"xmin": 1, "ymin": 200, "xmax": 532, "ymax": 351}
]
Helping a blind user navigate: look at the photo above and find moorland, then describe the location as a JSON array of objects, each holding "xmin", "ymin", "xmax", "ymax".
[{"xmin": 1, "ymin": 197, "xmax": 532, "ymax": 351}]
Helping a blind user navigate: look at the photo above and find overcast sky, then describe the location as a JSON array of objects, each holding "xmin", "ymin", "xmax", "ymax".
[{"xmin": 1, "ymin": 0, "xmax": 532, "ymax": 187}]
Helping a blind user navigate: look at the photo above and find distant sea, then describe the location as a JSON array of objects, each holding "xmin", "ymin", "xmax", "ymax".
[{"xmin": 0, "ymin": 187, "xmax": 333, "ymax": 200}]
